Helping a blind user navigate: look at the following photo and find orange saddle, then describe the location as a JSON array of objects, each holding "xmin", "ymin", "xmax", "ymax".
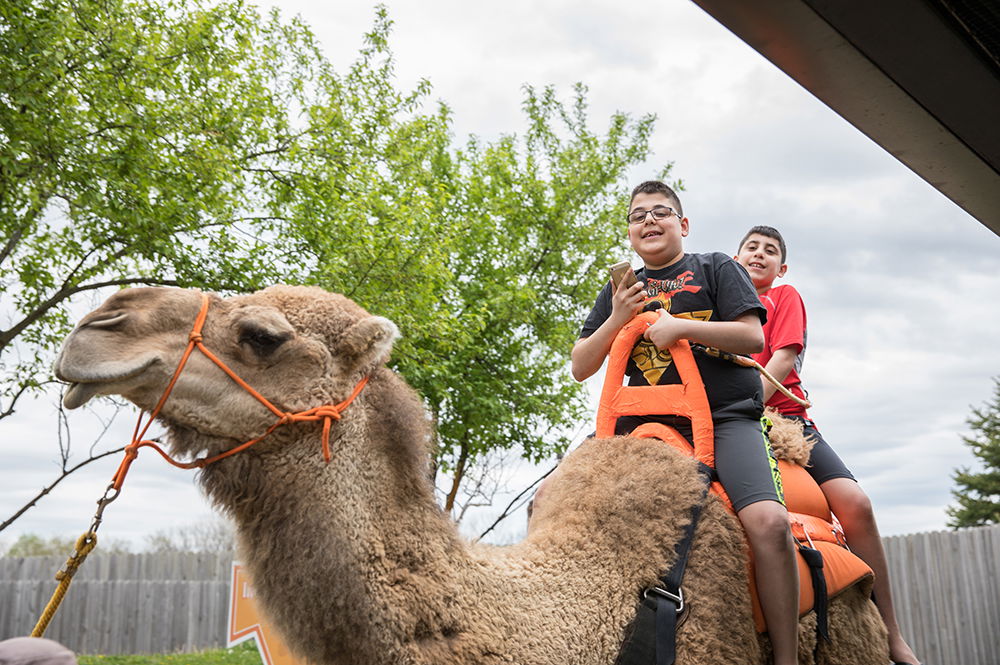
[{"xmin": 597, "ymin": 312, "xmax": 872, "ymax": 632}]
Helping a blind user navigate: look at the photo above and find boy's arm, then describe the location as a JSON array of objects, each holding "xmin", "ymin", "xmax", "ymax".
[
  {"xmin": 761, "ymin": 346, "xmax": 799, "ymax": 401},
  {"xmin": 572, "ymin": 279, "xmax": 646, "ymax": 381},
  {"xmin": 643, "ymin": 310, "xmax": 764, "ymax": 355}
]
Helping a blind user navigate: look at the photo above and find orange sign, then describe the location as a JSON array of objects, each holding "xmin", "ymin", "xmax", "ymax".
[{"xmin": 228, "ymin": 563, "xmax": 307, "ymax": 665}]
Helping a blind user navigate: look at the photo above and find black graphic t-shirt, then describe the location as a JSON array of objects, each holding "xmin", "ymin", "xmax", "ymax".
[{"xmin": 580, "ymin": 252, "xmax": 767, "ymax": 412}]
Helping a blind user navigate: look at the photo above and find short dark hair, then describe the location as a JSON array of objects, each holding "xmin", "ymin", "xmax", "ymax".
[
  {"xmin": 738, "ymin": 225, "xmax": 787, "ymax": 263},
  {"xmin": 629, "ymin": 181, "xmax": 683, "ymax": 218}
]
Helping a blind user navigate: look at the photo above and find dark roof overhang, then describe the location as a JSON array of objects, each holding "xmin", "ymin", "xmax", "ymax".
[{"xmin": 692, "ymin": 0, "xmax": 1000, "ymax": 235}]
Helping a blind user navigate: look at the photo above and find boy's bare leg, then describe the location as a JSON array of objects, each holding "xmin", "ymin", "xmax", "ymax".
[
  {"xmin": 822, "ymin": 477, "xmax": 920, "ymax": 665},
  {"xmin": 738, "ymin": 500, "xmax": 800, "ymax": 665}
]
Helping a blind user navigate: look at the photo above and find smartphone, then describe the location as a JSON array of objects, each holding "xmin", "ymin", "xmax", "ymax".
[{"xmin": 609, "ymin": 261, "xmax": 638, "ymax": 290}]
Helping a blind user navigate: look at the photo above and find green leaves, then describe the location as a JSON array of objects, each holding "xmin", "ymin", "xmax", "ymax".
[
  {"xmin": 1, "ymin": 0, "xmax": 667, "ymax": 511},
  {"xmin": 1, "ymin": 0, "xmax": 307, "ymax": 408}
]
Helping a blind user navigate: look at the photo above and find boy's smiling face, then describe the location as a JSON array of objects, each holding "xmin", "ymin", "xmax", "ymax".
[
  {"xmin": 736, "ymin": 232, "xmax": 787, "ymax": 292},
  {"xmin": 627, "ymin": 192, "xmax": 688, "ymax": 269}
]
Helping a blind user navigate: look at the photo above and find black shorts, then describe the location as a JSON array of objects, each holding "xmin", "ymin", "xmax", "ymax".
[
  {"xmin": 616, "ymin": 397, "xmax": 785, "ymax": 512},
  {"xmin": 783, "ymin": 416, "xmax": 856, "ymax": 485}
]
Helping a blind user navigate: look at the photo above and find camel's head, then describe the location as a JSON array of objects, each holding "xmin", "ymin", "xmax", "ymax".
[{"xmin": 54, "ymin": 285, "xmax": 399, "ymax": 453}]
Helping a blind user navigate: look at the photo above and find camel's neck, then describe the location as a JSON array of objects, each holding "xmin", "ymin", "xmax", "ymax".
[{"xmin": 200, "ymin": 371, "xmax": 473, "ymax": 665}]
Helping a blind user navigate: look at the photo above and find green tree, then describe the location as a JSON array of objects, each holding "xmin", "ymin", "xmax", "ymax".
[
  {"xmin": 2, "ymin": 0, "xmax": 666, "ymax": 525},
  {"xmin": 947, "ymin": 377, "xmax": 1000, "ymax": 528},
  {"xmin": 416, "ymin": 85, "xmax": 662, "ymax": 509},
  {"xmin": 1, "ymin": 0, "xmax": 318, "ymax": 418},
  {"xmin": 144, "ymin": 518, "xmax": 235, "ymax": 553},
  {"xmin": 4, "ymin": 532, "xmax": 130, "ymax": 556}
]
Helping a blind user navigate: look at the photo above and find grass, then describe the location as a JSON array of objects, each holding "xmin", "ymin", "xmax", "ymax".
[{"xmin": 77, "ymin": 640, "xmax": 263, "ymax": 665}]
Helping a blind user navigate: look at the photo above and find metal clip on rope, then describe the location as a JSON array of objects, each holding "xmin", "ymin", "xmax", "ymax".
[{"xmin": 31, "ymin": 484, "xmax": 121, "ymax": 637}]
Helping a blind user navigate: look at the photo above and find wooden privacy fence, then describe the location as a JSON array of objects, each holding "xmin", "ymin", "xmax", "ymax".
[
  {"xmin": 0, "ymin": 551, "xmax": 232, "ymax": 654},
  {"xmin": 1, "ymin": 526, "xmax": 999, "ymax": 661},
  {"xmin": 883, "ymin": 524, "xmax": 1000, "ymax": 665}
]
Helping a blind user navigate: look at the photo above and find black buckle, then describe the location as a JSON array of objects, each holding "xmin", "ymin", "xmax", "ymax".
[{"xmin": 643, "ymin": 586, "xmax": 684, "ymax": 613}]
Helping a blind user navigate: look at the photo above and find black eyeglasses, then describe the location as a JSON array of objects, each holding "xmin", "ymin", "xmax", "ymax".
[{"xmin": 626, "ymin": 206, "xmax": 680, "ymax": 225}]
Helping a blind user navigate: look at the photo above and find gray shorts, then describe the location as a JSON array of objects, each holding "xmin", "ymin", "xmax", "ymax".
[
  {"xmin": 783, "ymin": 416, "xmax": 856, "ymax": 485},
  {"xmin": 616, "ymin": 397, "xmax": 785, "ymax": 512}
]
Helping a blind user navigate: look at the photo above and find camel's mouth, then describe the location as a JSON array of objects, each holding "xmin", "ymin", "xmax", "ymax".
[
  {"xmin": 63, "ymin": 381, "xmax": 105, "ymax": 410},
  {"xmin": 58, "ymin": 356, "xmax": 159, "ymax": 409}
]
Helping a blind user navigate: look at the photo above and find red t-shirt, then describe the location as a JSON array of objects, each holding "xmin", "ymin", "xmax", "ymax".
[{"xmin": 754, "ymin": 284, "xmax": 809, "ymax": 417}]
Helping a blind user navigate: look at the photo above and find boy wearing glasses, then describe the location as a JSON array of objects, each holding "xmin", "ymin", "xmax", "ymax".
[
  {"xmin": 735, "ymin": 225, "xmax": 920, "ymax": 665},
  {"xmin": 572, "ymin": 181, "xmax": 800, "ymax": 665}
]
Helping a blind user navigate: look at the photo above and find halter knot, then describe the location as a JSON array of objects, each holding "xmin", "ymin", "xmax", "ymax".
[
  {"xmin": 313, "ymin": 406, "xmax": 344, "ymax": 420},
  {"xmin": 188, "ymin": 332, "xmax": 203, "ymax": 343}
]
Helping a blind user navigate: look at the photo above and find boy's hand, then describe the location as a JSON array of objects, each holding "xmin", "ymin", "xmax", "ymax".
[
  {"xmin": 609, "ymin": 278, "xmax": 646, "ymax": 326},
  {"xmin": 643, "ymin": 309, "xmax": 687, "ymax": 349}
]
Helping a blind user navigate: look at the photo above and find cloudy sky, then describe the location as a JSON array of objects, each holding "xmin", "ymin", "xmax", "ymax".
[{"xmin": 2, "ymin": 0, "xmax": 998, "ymax": 551}]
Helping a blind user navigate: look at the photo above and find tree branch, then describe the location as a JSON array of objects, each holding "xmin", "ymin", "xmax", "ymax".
[
  {"xmin": 0, "ymin": 445, "xmax": 126, "ymax": 533},
  {"xmin": 240, "ymin": 166, "xmax": 299, "ymax": 188},
  {"xmin": 0, "ymin": 277, "xmax": 181, "ymax": 351},
  {"xmin": 345, "ymin": 235, "xmax": 396, "ymax": 299},
  {"xmin": 0, "ymin": 223, "xmax": 27, "ymax": 269},
  {"xmin": 0, "ymin": 188, "xmax": 53, "ymax": 268},
  {"xmin": 0, "ymin": 379, "xmax": 58, "ymax": 422},
  {"xmin": 443, "ymin": 437, "xmax": 470, "ymax": 513},
  {"xmin": 475, "ymin": 463, "xmax": 558, "ymax": 542},
  {"xmin": 240, "ymin": 127, "xmax": 313, "ymax": 162},
  {"xmin": 58, "ymin": 242, "xmax": 130, "ymax": 292}
]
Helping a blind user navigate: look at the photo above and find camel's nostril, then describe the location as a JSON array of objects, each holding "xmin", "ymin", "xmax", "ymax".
[{"xmin": 84, "ymin": 312, "xmax": 129, "ymax": 329}]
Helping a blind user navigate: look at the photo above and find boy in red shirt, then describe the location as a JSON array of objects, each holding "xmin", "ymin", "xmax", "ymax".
[{"xmin": 736, "ymin": 225, "xmax": 920, "ymax": 665}]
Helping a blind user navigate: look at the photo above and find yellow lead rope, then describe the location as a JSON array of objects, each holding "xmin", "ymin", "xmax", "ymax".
[
  {"xmin": 31, "ymin": 484, "xmax": 119, "ymax": 637},
  {"xmin": 31, "ymin": 531, "xmax": 98, "ymax": 637}
]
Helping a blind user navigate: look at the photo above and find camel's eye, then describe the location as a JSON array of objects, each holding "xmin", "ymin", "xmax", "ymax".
[{"xmin": 238, "ymin": 325, "xmax": 290, "ymax": 356}]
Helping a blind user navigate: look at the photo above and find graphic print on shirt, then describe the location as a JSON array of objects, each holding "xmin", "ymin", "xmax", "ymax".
[{"xmin": 630, "ymin": 271, "xmax": 710, "ymax": 384}]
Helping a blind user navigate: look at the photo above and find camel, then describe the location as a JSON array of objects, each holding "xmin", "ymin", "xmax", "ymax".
[{"xmin": 54, "ymin": 285, "xmax": 888, "ymax": 665}]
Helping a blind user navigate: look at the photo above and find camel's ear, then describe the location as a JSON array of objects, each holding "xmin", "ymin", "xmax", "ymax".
[{"xmin": 340, "ymin": 316, "xmax": 400, "ymax": 370}]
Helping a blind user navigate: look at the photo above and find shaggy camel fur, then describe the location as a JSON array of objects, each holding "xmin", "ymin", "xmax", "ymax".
[{"xmin": 55, "ymin": 285, "xmax": 888, "ymax": 665}]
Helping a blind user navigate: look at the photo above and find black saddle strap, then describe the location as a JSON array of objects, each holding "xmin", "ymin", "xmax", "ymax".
[
  {"xmin": 615, "ymin": 464, "xmax": 714, "ymax": 665},
  {"xmin": 615, "ymin": 459, "xmax": 835, "ymax": 665},
  {"xmin": 797, "ymin": 541, "xmax": 830, "ymax": 658}
]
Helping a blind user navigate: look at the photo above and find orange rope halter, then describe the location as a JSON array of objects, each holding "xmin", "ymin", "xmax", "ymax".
[
  {"xmin": 109, "ymin": 292, "xmax": 370, "ymax": 492},
  {"xmin": 32, "ymin": 293, "xmax": 370, "ymax": 637}
]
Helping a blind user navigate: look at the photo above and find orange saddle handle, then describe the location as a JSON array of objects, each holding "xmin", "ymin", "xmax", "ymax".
[{"xmin": 595, "ymin": 311, "xmax": 716, "ymax": 470}]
